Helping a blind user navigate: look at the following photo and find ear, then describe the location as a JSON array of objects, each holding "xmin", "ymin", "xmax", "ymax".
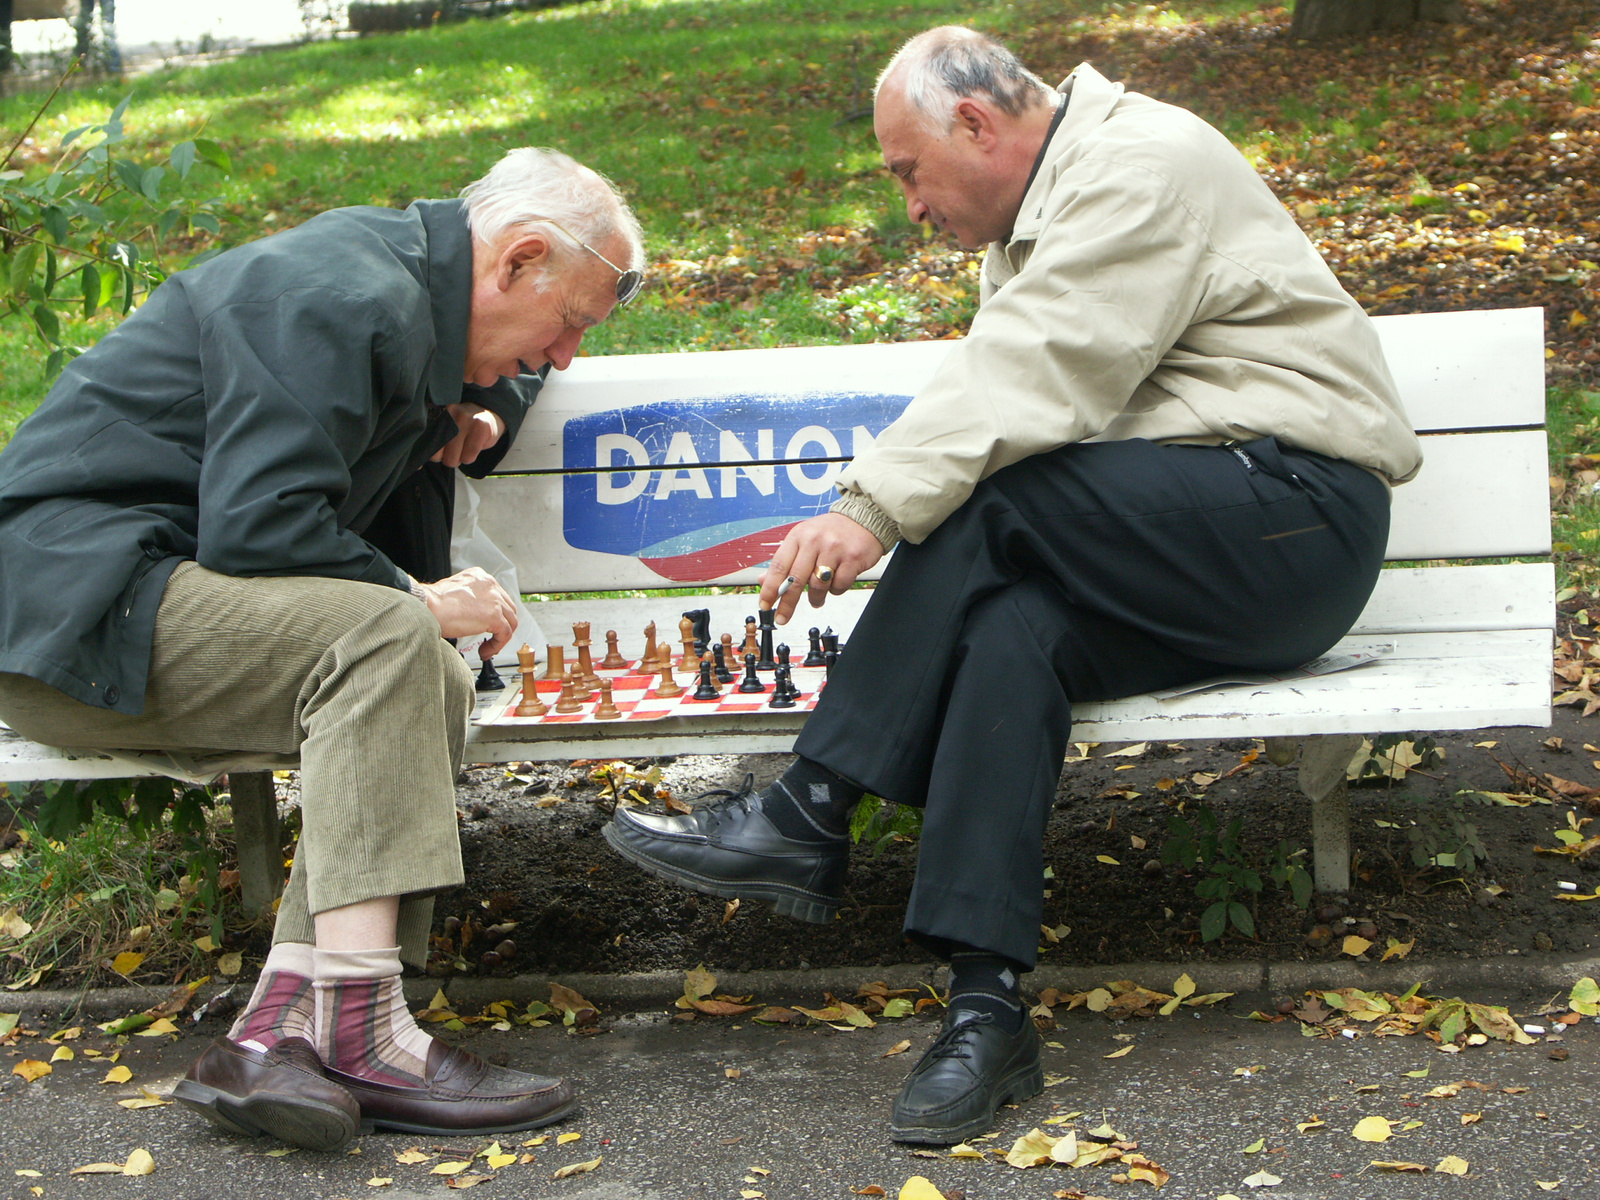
[
  {"xmin": 495, "ymin": 231, "xmax": 554, "ymax": 292},
  {"xmin": 952, "ymin": 96, "xmax": 1000, "ymax": 151}
]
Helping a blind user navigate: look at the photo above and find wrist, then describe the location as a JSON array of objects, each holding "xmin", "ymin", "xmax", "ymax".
[{"xmin": 407, "ymin": 575, "xmax": 430, "ymax": 604}]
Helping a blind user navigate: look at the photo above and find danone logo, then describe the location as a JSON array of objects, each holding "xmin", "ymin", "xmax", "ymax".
[{"xmin": 563, "ymin": 393, "xmax": 911, "ymax": 582}]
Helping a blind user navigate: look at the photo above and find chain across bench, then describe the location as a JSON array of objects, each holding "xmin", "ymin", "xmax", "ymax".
[{"xmin": 0, "ymin": 306, "xmax": 1554, "ymax": 912}]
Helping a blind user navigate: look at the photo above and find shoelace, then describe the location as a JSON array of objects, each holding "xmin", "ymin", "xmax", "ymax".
[
  {"xmin": 923, "ymin": 1011, "xmax": 995, "ymax": 1061},
  {"xmin": 684, "ymin": 773, "xmax": 758, "ymax": 818}
]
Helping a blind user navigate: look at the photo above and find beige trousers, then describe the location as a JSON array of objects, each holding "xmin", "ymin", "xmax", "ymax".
[{"xmin": 0, "ymin": 562, "xmax": 475, "ymax": 965}]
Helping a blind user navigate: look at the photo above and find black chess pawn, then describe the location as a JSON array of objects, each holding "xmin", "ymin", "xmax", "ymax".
[
  {"xmin": 712, "ymin": 641, "xmax": 735, "ymax": 684},
  {"xmin": 776, "ymin": 643, "xmax": 791, "ymax": 670},
  {"xmin": 802, "ymin": 626, "xmax": 826, "ymax": 667},
  {"xmin": 820, "ymin": 627, "xmax": 840, "ymax": 657},
  {"xmin": 823, "ymin": 649, "xmax": 837, "ymax": 679},
  {"xmin": 768, "ymin": 663, "xmax": 797, "ymax": 708},
  {"xmin": 737, "ymin": 652, "xmax": 766, "ymax": 694},
  {"xmin": 475, "ymin": 656, "xmax": 504, "ymax": 692},
  {"xmin": 692, "ymin": 659, "xmax": 721, "ymax": 700},
  {"xmin": 755, "ymin": 607, "xmax": 777, "ymax": 670}
]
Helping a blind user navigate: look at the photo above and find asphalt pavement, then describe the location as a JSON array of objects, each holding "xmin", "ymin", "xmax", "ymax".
[{"xmin": 4, "ymin": 956, "xmax": 1598, "ymax": 1200}]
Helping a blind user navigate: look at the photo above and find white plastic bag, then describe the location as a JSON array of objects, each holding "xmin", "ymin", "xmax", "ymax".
[{"xmin": 450, "ymin": 475, "xmax": 544, "ymax": 668}]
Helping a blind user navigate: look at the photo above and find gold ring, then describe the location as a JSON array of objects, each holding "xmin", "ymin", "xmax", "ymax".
[{"xmin": 815, "ymin": 565, "xmax": 835, "ymax": 583}]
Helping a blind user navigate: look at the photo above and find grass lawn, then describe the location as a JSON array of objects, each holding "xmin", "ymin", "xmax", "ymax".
[{"xmin": 0, "ymin": 0, "xmax": 1597, "ymax": 580}]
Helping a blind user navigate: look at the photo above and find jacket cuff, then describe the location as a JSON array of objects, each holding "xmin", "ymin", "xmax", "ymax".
[{"xmin": 829, "ymin": 493, "xmax": 902, "ymax": 553}]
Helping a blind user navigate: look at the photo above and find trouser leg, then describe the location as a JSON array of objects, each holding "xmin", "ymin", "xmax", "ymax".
[
  {"xmin": 795, "ymin": 439, "xmax": 1389, "ymax": 965},
  {"xmin": 0, "ymin": 563, "xmax": 474, "ymax": 965}
]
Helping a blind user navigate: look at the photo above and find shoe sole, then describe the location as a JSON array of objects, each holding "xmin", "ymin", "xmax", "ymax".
[
  {"xmin": 888, "ymin": 1060, "xmax": 1046, "ymax": 1146},
  {"xmin": 172, "ymin": 1079, "xmax": 357, "ymax": 1152},
  {"xmin": 602, "ymin": 821, "xmax": 839, "ymax": 924},
  {"xmin": 358, "ymin": 1095, "xmax": 580, "ymax": 1137}
]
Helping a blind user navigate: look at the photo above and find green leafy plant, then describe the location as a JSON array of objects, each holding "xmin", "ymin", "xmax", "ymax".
[
  {"xmin": 1161, "ymin": 805, "xmax": 1312, "ymax": 941},
  {"xmin": 848, "ymin": 794, "xmax": 921, "ymax": 856},
  {"xmin": 1376, "ymin": 791, "xmax": 1492, "ymax": 877},
  {"xmin": 1348, "ymin": 733, "xmax": 1444, "ymax": 785},
  {"xmin": 0, "ymin": 73, "xmax": 229, "ymax": 376}
]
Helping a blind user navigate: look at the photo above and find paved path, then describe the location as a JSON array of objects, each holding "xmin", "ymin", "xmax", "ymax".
[
  {"xmin": 9, "ymin": 0, "xmax": 304, "ymax": 75},
  {"xmin": 4, "ymin": 966, "xmax": 1596, "ymax": 1199}
]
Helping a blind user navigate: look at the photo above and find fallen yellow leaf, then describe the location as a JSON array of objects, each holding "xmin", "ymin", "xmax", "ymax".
[
  {"xmin": 557, "ymin": 1131, "xmax": 582, "ymax": 1145},
  {"xmin": 430, "ymin": 1161, "xmax": 472, "ymax": 1175},
  {"xmin": 12, "ymin": 1060, "xmax": 51, "ymax": 1082},
  {"xmin": 1341, "ymin": 935, "xmax": 1373, "ymax": 957},
  {"xmin": 366, "ymin": 1178, "xmax": 393, "ymax": 1187},
  {"xmin": 1104, "ymin": 1044, "xmax": 1135, "ymax": 1058},
  {"xmin": 1352, "ymin": 1116, "xmax": 1393, "ymax": 1142},
  {"xmin": 122, "ymin": 1149, "xmax": 155, "ymax": 1177},
  {"xmin": 1096, "ymin": 855, "xmax": 1121, "ymax": 865},
  {"xmin": 1436, "ymin": 1156, "xmax": 1469, "ymax": 1175},
  {"xmin": 71, "ymin": 1162, "xmax": 126, "ymax": 1175},
  {"xmin": 883, "ymin": 1039, "xmax": 912, "ymax": 1057},
  {"xmin": 394, "ymin": 1148, "xmax": 433, "ymax": 1164},
  {"xmin": 898, "ymin": 1177, "xmax": 946, "ymax": 1200},
  {"xmin": 218, "ymin": 952, "xmax": 243, "ymax": 976},
  {"xmin": 50, "ymin": 1046, "xmax": 74, "ymax": 1062},
  {"xmin": 551, "ymin": 1156, "xmax": 601, "ymax": 1180},
  {"xmin": 102, "ymin": 1065, "xmax": 132, "ymax": 1084},
  {"xmin": 1461, "ymin": 1112, "xmax": 1482, "ymax": 1126},
  {"xmin": 486, "ymin": 1154, "xmax": 516, "ymax": 1169},
  {"xmin": 111, "ymin": 951, "xmax": 145, "ymax": 976}
]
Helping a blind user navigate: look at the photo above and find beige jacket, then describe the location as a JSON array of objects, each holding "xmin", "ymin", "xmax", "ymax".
[{"xmin": 833, "ymin": 63, "xmax": 1423, "ymax": 550}]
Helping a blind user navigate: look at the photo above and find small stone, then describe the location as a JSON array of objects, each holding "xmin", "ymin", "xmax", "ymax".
[
  {"xmin": 1142, "ymin": 859, "xmax": 1164, "ymax": 878},
  {"xmin": 1475, "ymin": 888, "xmax": 1498, "ymax": 908},
  {"xmin": 1305, "ymin": 925, "xmax": 1334, "ymax": 948},
  {"xmin": 1275, "ymin": 997, "xmax": 1296, "ymax": 1015},
  {"xmin": 443, "ymin": 916, "xmax": 462, "ymax": 936},
  {"xmin": 1076, "ymin": 821, "xmax": 1098, "ymax": 836},
  {"xmin": 522, "ymin": 780, "xmax": 550, "ymax": 797},
  {"xmin": 480, "ymin": 950, "xmax": 502, "ymax": 968},
  {"xmin": 1316, "ymin": 903, "xmax": 1343, "ymax": 923},
  {"xmin": 1355, "ymin": 919, "xmax": 1378, "ymax": 940},
  {"xmin": 1549, "ymin": 1046, "xmax": 1570, "ymax": 1061},
  {"xmin": 494, "ymin": 939, "xmax": 516, "ymax": 959},
  {"xmin": 1534, "ymin": 931, "xmax": 1555, "ymax": 952}
]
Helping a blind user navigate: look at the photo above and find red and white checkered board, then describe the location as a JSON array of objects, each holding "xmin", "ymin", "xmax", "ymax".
[{"xmin": 475, "ymin": 659, "xmax": 828, "ymax": 726}]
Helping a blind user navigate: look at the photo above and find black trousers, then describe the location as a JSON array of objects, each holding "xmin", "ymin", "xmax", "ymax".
[{"xmin": 794, "ymin": 438, "xmax": 1390, "ymax": 969}]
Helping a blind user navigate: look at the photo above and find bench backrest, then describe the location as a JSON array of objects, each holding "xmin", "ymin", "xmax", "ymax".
[{"xmin": 473, "ymin": 307, "xmax": 1548, "ymax": 593}]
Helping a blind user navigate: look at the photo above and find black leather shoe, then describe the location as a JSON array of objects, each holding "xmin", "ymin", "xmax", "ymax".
[
  {"xmin": 602, "ymin": 779, "xmax": 847, "ymax": 923},
  {"xmin": 890, "ymin": 1010, "xmax": 1044, "ymax": 1145}
]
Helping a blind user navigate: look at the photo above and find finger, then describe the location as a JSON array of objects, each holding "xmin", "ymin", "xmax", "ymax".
[
  {"xmin": 760, "ymin": 534, "xmax": 799, "ymax": 612},
  {"xmin": 776, "ymin": 548, "xmax": 819, "ymax": 626}
]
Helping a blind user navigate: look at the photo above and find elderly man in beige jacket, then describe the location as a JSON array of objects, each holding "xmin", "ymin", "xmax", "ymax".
[{"xmin": 605, "ymin": 26, "xmax": 1423, "ymax": 1144}]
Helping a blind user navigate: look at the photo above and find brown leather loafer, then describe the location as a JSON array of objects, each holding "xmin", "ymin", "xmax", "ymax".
[
  {"xmin": 325, "ymin": 1039, "xmax": 577, "ymax": 1136},
  {"xmin": 172, "ymin": 1036, "xmax": 360, "ymax": 1152}
]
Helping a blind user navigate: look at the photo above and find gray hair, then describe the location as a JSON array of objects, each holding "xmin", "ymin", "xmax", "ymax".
[
  {"xmin": 876, "ymin": 26, "xmax": 1054, "ymax": 134},
  {"xmin": 460, "ymin": 147, "xmax": 645, "ymax": 273}
]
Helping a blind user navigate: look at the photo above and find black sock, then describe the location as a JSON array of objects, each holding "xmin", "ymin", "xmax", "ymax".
[
  {"xmin": 757, "ymin": 757, "xmax": 863, "ymax": 841},
  {"xmin": 947, "ymin": 950, "xmax": 1026, "ymax": 1033}
]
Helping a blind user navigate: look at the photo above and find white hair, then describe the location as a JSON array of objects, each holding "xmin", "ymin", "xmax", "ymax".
[
  {"xmin": 460, "ymin": 147, "xmax": 645, "ymax": 273},
  {"xmin": 876, "ymin": 26, "xmax": 1055, "ymax": 135}
]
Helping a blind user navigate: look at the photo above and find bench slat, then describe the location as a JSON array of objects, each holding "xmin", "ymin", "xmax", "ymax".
[{"xmin": 491, "ymin": 306, "xmax": 1545, "ymax": 479}]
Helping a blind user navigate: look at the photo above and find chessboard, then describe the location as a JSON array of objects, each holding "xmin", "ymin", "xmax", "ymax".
[{"xmin": 472, "ymin": 610, "xmax": 840, "ymax": 729}]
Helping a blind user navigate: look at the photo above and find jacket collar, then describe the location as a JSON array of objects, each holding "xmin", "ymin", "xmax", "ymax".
[
  {"xmin": 1007, "ymin": 62, "xmax": 1124, "ymax": 245},
  {"xmin": 413, "ymin": 198, "xmax": 474, "ymax": 408}
]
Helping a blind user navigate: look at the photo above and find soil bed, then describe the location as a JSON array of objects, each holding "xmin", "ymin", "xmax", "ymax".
[{"xmin": 437, "ymin": 706, "xmax": 1600, "ymax": 982}]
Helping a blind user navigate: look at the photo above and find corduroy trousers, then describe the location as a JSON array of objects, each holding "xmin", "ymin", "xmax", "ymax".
[
  {"xmin": 0, "ymin": 562, "xmax": 474, "ymax": 965},
  {"xmin": 794, "ymin": 438, "xmax": 1391, "ymax": 970}
]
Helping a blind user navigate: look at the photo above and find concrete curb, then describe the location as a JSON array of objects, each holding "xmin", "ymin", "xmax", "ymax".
[{"xmin": 8, "ymin": 953, "xmax": 1598, "ymax": 1023}]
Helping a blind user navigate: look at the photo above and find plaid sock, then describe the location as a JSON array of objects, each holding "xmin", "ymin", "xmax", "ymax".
[
  {"xmin": 229, "ymin": 941, "xmax": 315, "ymax": 1051},
  {"xmin": 312, "ymin": 947, "xmax": 434, "ymax": 1087}
]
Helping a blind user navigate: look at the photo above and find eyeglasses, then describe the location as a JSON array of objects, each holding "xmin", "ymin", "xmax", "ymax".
[{"xmin": 543, "ymin": 218, "xmax": 643, "ymax": 306}]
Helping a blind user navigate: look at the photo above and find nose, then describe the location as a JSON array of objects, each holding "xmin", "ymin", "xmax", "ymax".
[
  {"xmin": 901, "ymin": 184, "xmax": 929, "ymax": 226},
  {"xmin": 545, "ymin": 326, "xmax": 584, "ymax": 372}
]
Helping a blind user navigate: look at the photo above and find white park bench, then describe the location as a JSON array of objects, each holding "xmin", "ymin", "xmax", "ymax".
[{"xmin": 0, "ymin": 306, "xmax": 1554, "ymax": 912}]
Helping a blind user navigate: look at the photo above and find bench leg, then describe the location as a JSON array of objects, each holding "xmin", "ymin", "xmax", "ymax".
[
  {"xmin": 1294, "ymin": 734, "xmax": 1364, "ymax": 895},
  {"xmin": 230, "ymin": 771, "xmax": 283, "ymax": 915}
]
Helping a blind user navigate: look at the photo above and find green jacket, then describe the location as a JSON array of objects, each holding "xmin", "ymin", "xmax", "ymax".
[{"xmin": 0, "ymin": 198, "xmax": 534, "ymax": 714}]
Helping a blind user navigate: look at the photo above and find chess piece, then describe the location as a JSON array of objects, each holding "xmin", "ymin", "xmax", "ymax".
[
  {"xmin": 554, "ymin": 669, "xmax": 582, "ymax": 713},
  {"xmin": 768, "ymin": 663, "xmax": 796, "ymax": 708},
  {"xmin": 594, "ymin": 679, "xmax": 621, "ymax": 720},
  {"xmin": 820, "ymin": 627, "xmax": 840, "ymax": 657},
  {"xmin": 712, "ymin": 641, "xmax": 734, "ymax": 684},
  {"xmin": 737, "ymin": 652, "xmax": 766, "ymax": 694},
  {"xmin": 678, "ymin": 616, "xmax": 699, "ymax": 671},
  {"xmin": 566, "ymin": 662, "xmax": 593, "ymax": 703},
  {"xmin": 542, "ymin": 644, "xmax": 565, "ymax": 681},
  {"xmin": 684, "ymin": 608, "xmax": 712, "ymax": 656},
  {"xmin": 802, "ymin": 626, "xmax": 826, "ymax": 667},
  {"xmin": 600, "ymin": 629, "xmax": 627, "ymax": 670},
  {"xmin": 654, "ymin": 654, "xmax": 682, "ymax": 698},
  {"xmin": 719, "ymin": 633, "xmax": 737, "ymax": 680},
  {"xmin": 475, "ymin": 656, "xmax": 504, "ymax": 692},
  {"xmin": 640, "ymin": 621, "xmax": 658, "ymax": 668},
  {"xmin": 823, "ymin": 649, "xmax": 837, "ymax": 681},
  {"xmin": 776, "ymin": 643, "xmax": 791, "ymax": 670},
  {"xmin": 692, "ymin": 659, "xmax": 721, "ymax": 700},
  {"xmin": 756, "ymin": 608, "xmax": 777, "ymax": 670},
  {"xmin": 741, "ymin": 616, "xmax": 759, "ymax": 661},
  {"xmin": 515, "ymin": 645, "xmax": 548, "ymax": 717},
  {"xmin": 573, "ymin": 622, "xmax": 600, "ymax": 687}
]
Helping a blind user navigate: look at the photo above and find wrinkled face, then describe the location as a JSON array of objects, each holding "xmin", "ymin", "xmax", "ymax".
[
  {"xmin": 874, "ymin": 85, "xmax": 1013, "ymax": 250},
  {"xmin": 463, "ymin": 235, "xmax": 624, "ymax": 386}
]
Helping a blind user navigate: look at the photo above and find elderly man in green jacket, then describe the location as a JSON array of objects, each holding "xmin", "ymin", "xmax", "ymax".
[
  {"xmin": 0, "ymin": 147, "xmax": 643, "ymax": 1150},
  {"xmin": 604, "ymin": 27, "xmax": 1422, "ymax": 1144}
]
